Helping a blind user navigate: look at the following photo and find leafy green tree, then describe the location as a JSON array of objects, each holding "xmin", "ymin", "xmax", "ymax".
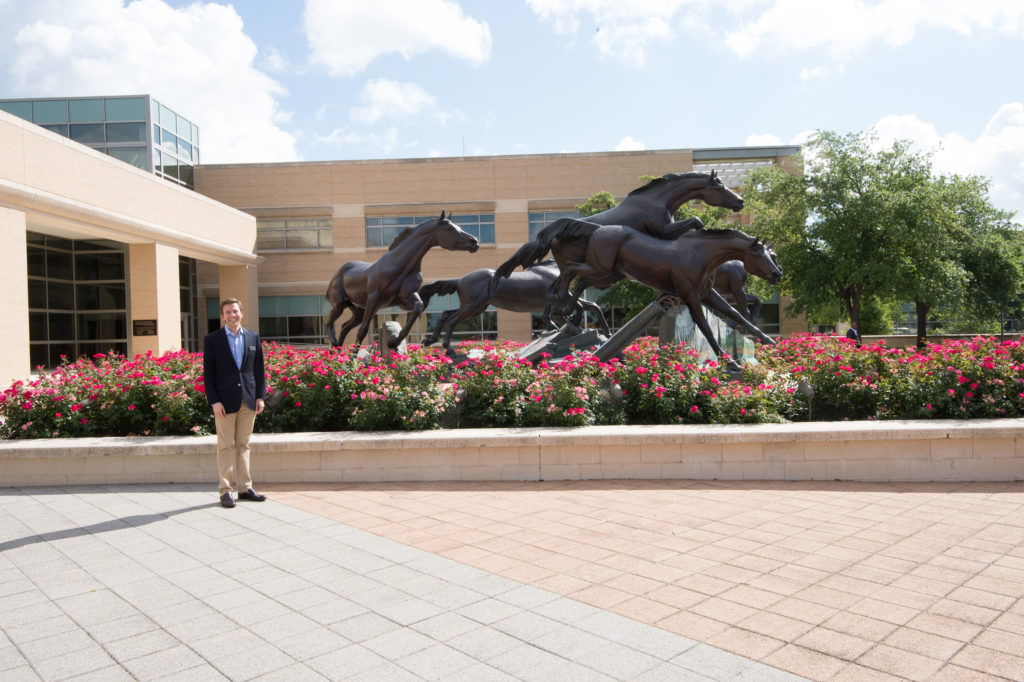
[{"xmin": 743, "ymin": 130, "xmax": 1023, "ymax": 344}]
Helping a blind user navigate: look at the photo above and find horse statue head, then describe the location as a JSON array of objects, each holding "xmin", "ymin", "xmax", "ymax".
[
  {"xmin": 742, "ymin": 237, "xmax": 782, "ymax": 285},
  {"xmin": 434, "ymin": 210, "xmax": 480, "ymax": 253},
  {"xmin": 698, "ymin": 170, "xmax": 745, "ymax": 212}
]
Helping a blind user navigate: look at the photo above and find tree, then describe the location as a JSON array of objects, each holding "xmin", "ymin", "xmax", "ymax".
[{"xmin": 743, "ymin": 130, "xmax": 1023, "ymax": 343}]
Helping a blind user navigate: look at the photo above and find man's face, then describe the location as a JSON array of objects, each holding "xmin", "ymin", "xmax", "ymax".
[{"xmin": 221, "ymin": 303, "xmax": 243, "ymax": 330}]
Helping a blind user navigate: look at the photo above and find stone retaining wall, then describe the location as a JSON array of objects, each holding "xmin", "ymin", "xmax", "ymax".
[{"xmin": 1, "ymin": 420, "xmax": 1023, "ymax": 487}]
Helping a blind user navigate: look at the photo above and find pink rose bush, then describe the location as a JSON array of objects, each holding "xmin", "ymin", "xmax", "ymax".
[{"xmin": 2, "ymin": 334, "xmax": 1024, "ymax": 439}]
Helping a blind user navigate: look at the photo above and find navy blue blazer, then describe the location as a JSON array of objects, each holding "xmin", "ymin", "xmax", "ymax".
[{"xmin": 203, "ymin": 326, "xmax": 266, "ymax": 414}]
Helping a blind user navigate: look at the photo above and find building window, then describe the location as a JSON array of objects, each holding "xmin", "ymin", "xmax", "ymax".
[
  {"xmin": 365, "ymin": 213, "xmax": 495, "ymax": 248},
  {"xmin": 27, "ymin": 232, "xmax": 127, "ymax": 369},
  {"xmin": 529, "ymin": 210, "xmax": 580, "ymax": 241},
  {"xmin": 256, "ymin": 218, "xmax": 333, "ymax": 251},
  {"xmin": 254, "ymin": 295, "xmax": 332, "ymax": 346}
]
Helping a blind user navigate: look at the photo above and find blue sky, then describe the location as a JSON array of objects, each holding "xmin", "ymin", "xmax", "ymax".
[{"xmin": 1, "ymin": 0, "xmax": 1022, "ymax": 216}]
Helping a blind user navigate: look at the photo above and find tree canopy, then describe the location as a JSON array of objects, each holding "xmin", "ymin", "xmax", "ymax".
[{"xmin": 743, "ymin": 130, "xmax": 1023, "ymax": 344}]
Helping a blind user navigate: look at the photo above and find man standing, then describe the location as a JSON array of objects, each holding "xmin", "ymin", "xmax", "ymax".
[{"xmin": 203, "ymin": 297, "xmax": 267, "ymax": 508}]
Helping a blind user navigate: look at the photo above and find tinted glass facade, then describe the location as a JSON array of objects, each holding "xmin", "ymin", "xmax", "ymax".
[{"xmin": 0, "ymin": 95, "xmax": 199, "ymax": 189}]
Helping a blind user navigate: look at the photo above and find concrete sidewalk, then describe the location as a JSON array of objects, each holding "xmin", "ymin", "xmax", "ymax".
[
  {"xmin": 268, "ymin": 480, "xmax": 1024, "ymax": 681},
  {"xmin": 0, "ymin": 484, "xmax": 804, "ymax": 681}
]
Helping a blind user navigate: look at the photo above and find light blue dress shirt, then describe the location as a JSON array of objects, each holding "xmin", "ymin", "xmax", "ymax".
[{"xmin": 226, "ymin": 327, "xmax": 244, "ymax": 369}]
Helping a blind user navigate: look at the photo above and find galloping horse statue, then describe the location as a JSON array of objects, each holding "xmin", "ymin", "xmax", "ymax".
[
  {"xmin": 556, "ymin": 220, "xmax": 782, "ymax": 368},
  {"xmin": 419, "ymin": 260, "xmax": 610, "ymax": 356},
  {"xmin": 325, "ymin": 211, "xmax": 479, "ymax": 349},
  {"xmin": 713, "ymin": 260, "xmax": 762, "ymax": 323},
  {"xmin": 493, "ymin": 171, "xmax": 745, "ymax": 328}
]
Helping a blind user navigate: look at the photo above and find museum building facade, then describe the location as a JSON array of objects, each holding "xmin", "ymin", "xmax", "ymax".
[
  {"xmin": 1, "ymin": 96, "xmax": 803, "ymax": 386},
  {"xmin": 193, "ymin": 145, "xmax": 804, "ymax": 349}
]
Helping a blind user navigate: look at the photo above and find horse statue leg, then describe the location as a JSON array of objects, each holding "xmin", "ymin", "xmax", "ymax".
[
  {"xmin": 424, "ymin": 309, "xmax": 455, "ymax": 347},
  {"xmin": 354, "ymin": 291, "xmax": 381, "ymax": 348},
  {"xmin": 335, "ymin": 307, "xmax": 364, "ymax": 348},
  {"xmin": 701, "ymin": 289, "xmax": 775, "ymax": 346},
  {"xmin": 679, "ymin": 289, "xmax": 743, "ymax": 372},
  {"xmin": 439, "ymin": 298, "xmax": 489, "ymax": 356},
  {"xmin": 747, "ymin": 294, "xmax": 762, "ymax": 324},
  {"xmin": 576, "ymin": 296, "xmax": 610, "ymax": 336},
  {"xmin": 390, "ymin": 293, "xmax": 425, "ymax": 349}
]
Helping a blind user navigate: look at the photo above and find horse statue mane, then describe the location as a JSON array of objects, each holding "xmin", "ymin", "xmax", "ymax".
[
  {"xmin": 388, "ymin": 211, "xmax": 449, "ymax": 252},
  {"xmin": 626, "ymin": 171, "xmax": 715, "ymax": 197}
]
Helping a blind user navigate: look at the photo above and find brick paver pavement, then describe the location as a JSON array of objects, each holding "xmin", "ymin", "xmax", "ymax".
[{"xmin": 268, "ymin": 480, "xmax": 1024, "ymax": 681}]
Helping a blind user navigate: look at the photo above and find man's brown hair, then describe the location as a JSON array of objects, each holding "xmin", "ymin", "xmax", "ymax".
[{"xmin": 220, "ymin": 297, "xmax": 242, "ymax": 313}]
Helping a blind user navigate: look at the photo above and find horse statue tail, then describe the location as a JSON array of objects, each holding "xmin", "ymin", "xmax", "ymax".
[
  {"xmin": 493, "ymin": 218, "xmax": 602, "ymax": 283},
  {"xmin": 419, "ymin": 279, "xmax": 460, "ymax": 307}
]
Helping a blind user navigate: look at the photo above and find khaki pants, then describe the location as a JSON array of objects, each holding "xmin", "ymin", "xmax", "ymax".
[{"xmin": 216, "ymin": 403, "xmax": 257, "ymax": 495}]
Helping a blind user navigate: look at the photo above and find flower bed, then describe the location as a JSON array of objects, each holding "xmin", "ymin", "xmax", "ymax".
[{"xmin": 2, "ymin": 334, "xmax": 1024, "ymax": 439}]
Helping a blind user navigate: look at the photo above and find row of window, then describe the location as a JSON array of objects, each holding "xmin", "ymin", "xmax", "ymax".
[
  {"xmin": 0, "ymin": 96, "xmax": 147, "ymax": 124},
  {"xmin": 365, "ymin": 214, "xmax": 495, "ymax": 248},
  {"xmin": 256, "ymin": 218, "xmax": 333, "ymax": 251}
]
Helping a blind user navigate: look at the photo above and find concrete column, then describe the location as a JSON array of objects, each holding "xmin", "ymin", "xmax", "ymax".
[
  {"xmin": 128, "ymin": 243, "xmax": 181, "ymax": 356},
  {"xmin": 217, "ymin": 264, "xmax": 260, "ymax": 331},
  {"xmin": 0, "ymin": 207, "xmax": 31, "ymax": 385}
]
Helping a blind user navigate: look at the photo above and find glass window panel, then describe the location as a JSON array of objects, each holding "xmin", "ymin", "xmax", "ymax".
[
  {"xmin": 479, "ymin": 224, "xmax": 495, "ymax": 244},
  {"xmin": 259, "ymin": 317, "xmax": 287, "ymax": 338},
  {"xmin": 47, "ymin": 236, "xmax": 73, "ymax": 250},
  {"xmin": 33, "ymin": 99, "xmax": 68, "ymax": 123},
  {"xmin": 107, "ymin": 146, "xmax": 147, "ymax": 170},
  {"xmin": 288, "ymin": 296, "xmax": 321, "ymax": 316},
  {"xmin": 258, "ymin": 297, "xmax": 287, "ymax": 316},
  {"xmin": 161, "ymin": 160, "xmax": 179, "ymax": 180},
  {"xmin": 206, "ymin": 298, "xmax": 221, "ymax": 317},
  {"xmin": 28, "ymin": 280, "xmax": 46, "ymax": 308},
  {"xmin": 0, "ymin": 101, "xmax": 32, "ymax": 120},
  {"xmin": 160, "ymin": 128, "xmax": 177, "ymax": 155},
  {"xmin": 69, "ymin": 123, "xmax": 105, "ymax": 144},
  {"xmin": 177, "ymin": 138, "xmax": 192, "ymax": 160},
  {"xmin": 380, "ymin": 216, "xmax": 413, "ymax": 226},
  {"xmin": 365, "ymin": 217, "xmax": 382, "ymax": 227},
  {"xmin": 39, "ymin": 124, "xmax": 69, "ymax": 137},
  {"xmin": 159, "ymin": 104, "xmax": 174, "ymax": 127},
  {"xmin": 382, "ymin": 226, "xmax": 402, "ymax": 246},
  {"xmin": 176, "ymin": 113, "xmax": 190, "ymax": 137},
  {"xmin": 76, "ymin": 284, "xmax": 125, "ymax": 310},
  {"xmin": 178, "ymin": 164, "xmax": 194, "ymax": 188},
  {"xmin": 29, "ymin": 312, "xmax": 47, "ymax": 340},
  {"xmin": 285, "ymin": 229, "xmax": 317, "ymax": 249},
  {"xmin": 27, "ymin": 247, "xmax": 46, "ymax": 277},
  {"xmin": 30, "ymin": 343, "xmax": 48, "ymax": 368},
  {"xmin": 78, "ymin": 312, "xmax": 126, "ymax": 340},
  {"xmin": 151, "ymin": 98, "xmax": 160, "ymax": 123},
  {"xmin": 48, "ymin": 313, "xmax": 74, "ymax": 340},
  {"xmin": 47, "ymin": 251, "xmax": 74, "ymax": 280},
  {"xmin": 288, "ymin": 316, "xmax": 317, "ymax": 337},
  {"xmin": 68, "ymin": 99, "xmax": 104, "ymax": 122},
  {"xmin": 104, "ymin": 97, "xmax": 145, "ymax": 121},
  {"xmin": 49, "ymin": 343, "xmax": 75, "ymax": 367},
  {"xmin": 75, "ymin": 253, "xmax": 125, "ymax": 280},
  {"xmin": 48, "ymin": 282, "xmax": 75, "ymax": 310},
  {"xmin": 153, "ymin": 149, "xmax": 161, "ymax": 170},
  {"xmin": 256, "ymin": 230, "xmax": 286, "ymax": 250},
  {"xmin": 191, "ymin": 123, "xmax": 199, "ymax": 144},
  {"xmin": 27, "ymin": 232, "xmax": 45, "ymax": 245},
  {"xmin": 365, "ymin": 228, "xmax": 382, "ymax": 247},
  {"xmin": 319, "ymin": 228, "xmax": 333, "ymax": 248},
  {"xmin": 106, "ymin": 121, "xmax": 146, "ymax": 143},
  {"xmin": 73, "ymin": 239, "xmax": 120, "ymax": 251}
]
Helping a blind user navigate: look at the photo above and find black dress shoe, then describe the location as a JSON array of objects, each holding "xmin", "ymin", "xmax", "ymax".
[
  {"xmin": 238, "ymin": 488, "xmax": 266, "ymax": 502},
  {"xmin": 220, "ymin": 493, "xmax": 236, "ymax": 508}
]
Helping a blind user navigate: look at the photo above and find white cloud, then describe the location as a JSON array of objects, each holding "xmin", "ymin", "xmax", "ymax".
[
  {"xmin": 871, "ymin": 104, "xmax": 1024, "ymax": 218},
  {"xmin": 262, "ymin": 47, "xmax": 289, "ymax": 74},
  {"xmin": 526, "ymin": 0, "xmax": 708, "ymax": 65},
  {"xmin": 614, "ymin": 135, "xmax": 645, "ymax": 151},
  {"xmin": 314, "ymin": 126, "xmax": 401, "ymax": 154},
  {"xmin": 304, "ymin": 0, "xmax": 492, "ymax": 77},
  {"xmin": 724, "ymin": 0, "xmax": 1024, "ymax": 64},
  {"xmin": 350, "ymin": 79, "xmax": 446, "ymax": 125},
  {"xmin": 5, "ymin": 0, "xmax": 298, "ymax": 163},
  {"xmin": 799, "ymin": 65, "xmax": 830, "ymax": 81}
]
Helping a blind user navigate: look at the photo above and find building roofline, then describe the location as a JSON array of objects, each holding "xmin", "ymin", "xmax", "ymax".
[{"xmin": 196, "ymin": 145, "xmax": 801, "ymax": 170}]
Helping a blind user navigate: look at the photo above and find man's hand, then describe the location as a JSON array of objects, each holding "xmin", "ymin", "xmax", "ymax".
[
  {"xmin": 212, "ymin": 402, "xmax": 226, "ymax": 418},
  {"xmin": 255, "ymin": 398, "xmax": 265, "ymax": 415}
]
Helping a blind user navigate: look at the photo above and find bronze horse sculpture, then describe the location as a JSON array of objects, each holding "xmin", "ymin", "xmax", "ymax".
[
  {"xmin": 325, "ymin": 211, "xmax": 479, "ymax": 348},
  {"xmin": 556, "ymin": 220, "xmax": 782, "ymax": 367},
  {"xmin": 713, "ymin": 260, "xmax": 762, "ymax": 323},
  {"xmin": 419, "ymin": 260, "xmax": 610, "ymax": 356},
  {"xmin": 493, "ymin": 171, "xmax": 746, "ymax": 327}
]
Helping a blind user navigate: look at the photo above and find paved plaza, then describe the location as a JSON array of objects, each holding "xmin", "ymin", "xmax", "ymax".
[{"xmin": 1, "ymin": 480, "xmax": 1023, "ymax": 680}]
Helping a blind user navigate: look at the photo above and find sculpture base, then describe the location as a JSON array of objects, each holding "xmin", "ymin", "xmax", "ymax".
[{"xmin": 519, "ymin": 328, "xmax": 606, "ymax": 363}]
